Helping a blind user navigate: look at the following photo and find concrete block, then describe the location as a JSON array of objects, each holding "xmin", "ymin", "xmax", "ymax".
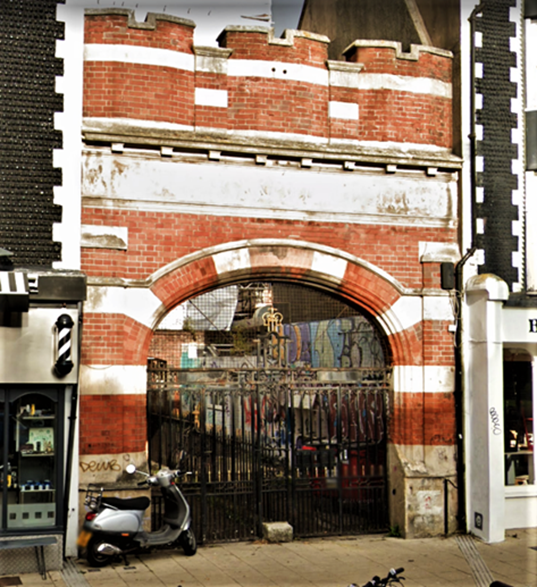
[{"xmin": 262, "ymin": 521, "xmax": 293, "ymax": 543}]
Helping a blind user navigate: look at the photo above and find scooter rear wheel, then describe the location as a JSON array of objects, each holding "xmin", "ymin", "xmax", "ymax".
[
  {"xmin": 180, "ymin": 528, "xmax": 197, "ymax": 556},
  {"xmin": 86, "ymin": 537, "xmax": 112, "ymax": 568}
]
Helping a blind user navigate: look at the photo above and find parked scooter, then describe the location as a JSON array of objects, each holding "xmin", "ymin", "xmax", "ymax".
[{"xmin": 77, "ymin": 463, "xmax": 196, "ymax": 567}]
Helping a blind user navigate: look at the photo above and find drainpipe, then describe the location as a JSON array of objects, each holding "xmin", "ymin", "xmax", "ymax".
[
  {"xmin": 452, "ymin": 2, "xmax": 484, "ymax": 532},
  {"xmin": 454, "ymin": 246, "xmax": 476, "ymax": 532}
]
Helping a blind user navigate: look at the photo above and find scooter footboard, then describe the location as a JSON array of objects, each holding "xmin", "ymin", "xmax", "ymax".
[{"xmin": 162, "ymin": 486, "xmax": 190, "ymax": 531}]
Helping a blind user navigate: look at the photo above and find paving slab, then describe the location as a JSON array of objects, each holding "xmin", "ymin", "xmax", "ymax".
[{"xmin": 5, "ymin": 531, "xmax": 537, "ymax": 587}]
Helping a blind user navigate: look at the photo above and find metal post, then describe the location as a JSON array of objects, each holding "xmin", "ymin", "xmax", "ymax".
[
  {"xmin": 287, "ymin": 380, "xmax": 294, "ymax": 525},
  {"xmin": 337, "ymin": 385, "xmax": 344, "ymax": 535},
  {"xmin": 444, "ymin": 477, "xmax": 449, "ymax": 535},
  {"xmin": 255, "ymin": 381, "xmax": 263, "ymax": 536},
  {"xmin": 200, "ymin": 388, "xmax": 208, "ymax": 544}
]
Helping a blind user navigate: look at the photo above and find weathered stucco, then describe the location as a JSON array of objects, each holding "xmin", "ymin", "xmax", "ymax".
[
  {"xmin": 82, "ymin": 150, "xmax": 457, "ymax": 228},
  {"xmin": 388, "ymin": 443, "xmax": 458, "ymax": 537}
]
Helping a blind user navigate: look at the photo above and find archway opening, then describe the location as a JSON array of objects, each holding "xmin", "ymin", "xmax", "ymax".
[
  {"xmin": 150, "ymin": 281, "xmax": 390, "ymax": 370},
  {"xmin": 147, "ymin": 281, "xmax": 392, "ymax": 542}
]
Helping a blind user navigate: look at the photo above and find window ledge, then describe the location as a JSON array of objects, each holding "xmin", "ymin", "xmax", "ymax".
[{"xmin": 505, "ymin": 485, "xmax": 537, "ymax": 498}]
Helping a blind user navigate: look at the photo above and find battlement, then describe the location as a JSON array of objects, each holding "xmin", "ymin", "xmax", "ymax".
[
  {"xmin": 84, "ymin": 9, "xmax": 195, "ymax": 52},
  {"xmin": 217, "ymin": 26, "xmax": 330, "ymax": 67},
  {"xmin": 83, "ymin": 9, "xmax": 454, "ymax": 151},
  {"xmin": 344, "ymin": 40, "xmax": 452, "ymax": 81}
]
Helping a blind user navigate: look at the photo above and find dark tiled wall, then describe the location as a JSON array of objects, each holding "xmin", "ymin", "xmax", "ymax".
[
  {"xmin": 475, "ymin": 0, "xmax": 519, "ymax": 289},
  {"xmin": 0, "ymin": 0, "xmax": 64, "ymax": 266}
]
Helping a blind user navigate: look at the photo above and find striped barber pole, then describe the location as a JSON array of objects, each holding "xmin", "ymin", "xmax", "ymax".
[
  {"xmin": 0, "ymin": 271, "xmax": 29, "ymax": 311},
  {"xmin": 54, "ymin": 313, "xmax": 74, "ymax": 377}
]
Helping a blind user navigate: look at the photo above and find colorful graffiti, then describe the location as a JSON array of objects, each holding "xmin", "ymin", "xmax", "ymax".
[
  {"xmin": 283, "ymin": 316, "xmax": 385, "ymax": 369},
  {"xmin": 180, "ymin": 315, "xmax": 385, "ymax": 370}
]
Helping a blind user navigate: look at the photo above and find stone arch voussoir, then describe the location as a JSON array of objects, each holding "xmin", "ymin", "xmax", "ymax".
[{"xmin": 121, "ymin": 240, "xmax": 419, "ymax": 366}]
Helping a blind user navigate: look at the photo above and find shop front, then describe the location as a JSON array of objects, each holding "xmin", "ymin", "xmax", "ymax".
[
  {"xmin": 501, "ymin": 303, "xmax": 537, "ymax": 530},
  {"xmin": 465, "ymin": 274, "xmax": 537, "ymax": 542},
  {"xmin": 0, "ymin": 269, "xmax": 85, "ymax": 575}
]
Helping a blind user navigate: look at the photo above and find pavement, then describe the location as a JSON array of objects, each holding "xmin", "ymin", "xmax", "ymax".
[{"xmin": 5, "ymin": 529, "xmax": 537, "ymax": 587}]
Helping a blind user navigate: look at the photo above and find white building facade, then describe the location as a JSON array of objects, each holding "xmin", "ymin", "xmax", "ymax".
[{"xmin": 461, "ymin": 0, "xmax": 537, "ymax": 543}]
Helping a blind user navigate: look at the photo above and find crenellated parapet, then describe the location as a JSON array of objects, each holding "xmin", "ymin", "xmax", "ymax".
[
  {"xmin": 84, "ymin": 9, "xmax": 195, "ymax": 50},
  {"xmin": 83, "ymin": 9, "xmax": 453, "ymax": 152},
  {"xmin": 217, "ymin": 26, "xmax": 330, "ymax": 66}
]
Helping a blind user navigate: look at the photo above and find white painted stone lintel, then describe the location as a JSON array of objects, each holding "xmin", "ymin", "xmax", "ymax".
[
  {"xmin": 195, "ymin": 87, "xmax": 228, "ymax": 108},
  {"xmin": 393, "ymin": 365, "xmax": 455, "ymax": 394},
  {"xmin": 85, "ymin": 285, "xmax": 163, "ymax": 329},
  {"xmin": 80, "ymin": 364, "xmax": 147, "ymax": 396},
  {"xmin": 329, "ymin": 101, "xmax": 359, "ymax": 120}
]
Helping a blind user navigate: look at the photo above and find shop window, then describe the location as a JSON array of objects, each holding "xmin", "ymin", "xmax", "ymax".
[
  {"xmin": 504, "ymin": 352, "xmax": 534, "ymax": 486},
  {"xmin": 0, "ymin": 388, "xmax": 63, "ymax": 531}
]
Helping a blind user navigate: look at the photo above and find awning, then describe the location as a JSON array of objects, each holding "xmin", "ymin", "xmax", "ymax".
[{"xmin": 0, "ymin": 271, "xmax": 29, "ymax": 312}]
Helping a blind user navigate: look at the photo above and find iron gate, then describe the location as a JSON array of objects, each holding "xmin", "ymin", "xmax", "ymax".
[{"xmin": 147, "ymin": 363, "xmax": 391, "ymax": 542}]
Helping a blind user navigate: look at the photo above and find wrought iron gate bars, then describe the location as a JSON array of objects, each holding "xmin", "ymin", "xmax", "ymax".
[{"xmin": 147, "ymin": 366, "xmax": 391, "ymax": 542}]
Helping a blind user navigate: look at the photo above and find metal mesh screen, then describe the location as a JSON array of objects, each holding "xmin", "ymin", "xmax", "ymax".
[{"xmin": 151, "ymin": 282, "xmax": 388, "ymax": 370}]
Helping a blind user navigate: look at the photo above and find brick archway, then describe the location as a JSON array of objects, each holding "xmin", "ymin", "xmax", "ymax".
[
  {"xmin": 80, "ymin": 239, "xmax": 424, "ymax": 456},
  {"xmin": 80, "ymin": 239, "xmax": 425, "ymax": 407},
  {"xmin": 134, "ymin": 239, "xmax": 418, "ymax": 367},
  {"xmin": 80, "ymin": 239, "xmax": 456, "ymax": 542}
]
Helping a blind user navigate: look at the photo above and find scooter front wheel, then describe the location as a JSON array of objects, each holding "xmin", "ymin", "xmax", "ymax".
[
  {"xmin": 86, "ymin": 537, "xmax": 112, "ymax": 568},
  {"xmin": 180, "ymin": 528, "xmax": 197, "ymax": 556}
]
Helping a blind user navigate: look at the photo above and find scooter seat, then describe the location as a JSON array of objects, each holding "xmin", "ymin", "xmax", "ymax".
[{"xmin": 102, "ymin": 496, "xmax": 150, "ymax": 511}]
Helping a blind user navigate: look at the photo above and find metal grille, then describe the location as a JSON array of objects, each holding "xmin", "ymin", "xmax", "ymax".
[
  {"xmin": 148, "ymin": 367, "xmax": 390, "ymax": 541},
  {"xmin": 151, "ymin": 282, "xmax": 389, "ymax": 370},
  {"xmin": 148, "ymin": 282, "xmax": 390, "ymax": 542}
]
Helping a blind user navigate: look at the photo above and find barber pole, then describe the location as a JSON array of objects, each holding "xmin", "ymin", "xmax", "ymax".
[{"xmin": 55, "ymin": 313, "xmax": 74, "ymax": 377}]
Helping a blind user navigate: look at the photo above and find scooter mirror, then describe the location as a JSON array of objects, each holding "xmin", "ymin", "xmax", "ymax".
[{"xmin": 126, "ymin": 464, "xmax": 136, "ymax": 474}]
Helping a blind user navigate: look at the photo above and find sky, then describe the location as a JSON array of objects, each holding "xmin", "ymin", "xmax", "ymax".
[
  {"xmin": 272, "ymin": 0, "xmax": 303, "ymax": 35},
  {"xmin": 70, "ymin": 0, "xmax": 304, "ymax": 45}
]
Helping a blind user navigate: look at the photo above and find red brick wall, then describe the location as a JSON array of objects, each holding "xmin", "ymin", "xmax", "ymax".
[
  {"xmin": 84, "ymin": 13, "xmax": 194, "ymax": 51},
  {"xmin": 423, "ymin": 321, "xmax": 455, "ymax": 366},
  {"xmin": 80, "ymin": 11, "xmax": 458, "ymax": 456},
  {"xmin": 148, "ymin": 331, "xmax": 196, "ymax": 368},
  {"xmin": 391, "ymin": 392, "xmax": 456, "ymax": 446},
  {"xmin": 81, "ymin": 313, "xmax": 153, "ymax": 366},
  {"xmin": 346, "ymin": 46, "xmax": 452, "ymax": 81},
  {"xmin": 219, "ymin": 30, "xmax": 328, "ymax": 66},
  {"xmin": 81, "ymin": 207, "xmax": 456, "ymax": 289},
  {"xmin": 83, "ymin": 62, "xmax": 194, "ymax": 123},
  {"xmin": 355, "ymin": 89, "xmax": 452, "ymax": 147},
  {"xmin": 83, "ymin": 11, "xmax": 452, "ymax": 146},
  {"xmin": 80, "ymin": 394, "xmax": 147, "ymax": 455},
  {"xmin": 423, "ymin": 263, "xmax": 442, "ymax": 289},
  {"xmin": 227, "ymin": 78, "xmax": 329, "ymax": 136}
]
